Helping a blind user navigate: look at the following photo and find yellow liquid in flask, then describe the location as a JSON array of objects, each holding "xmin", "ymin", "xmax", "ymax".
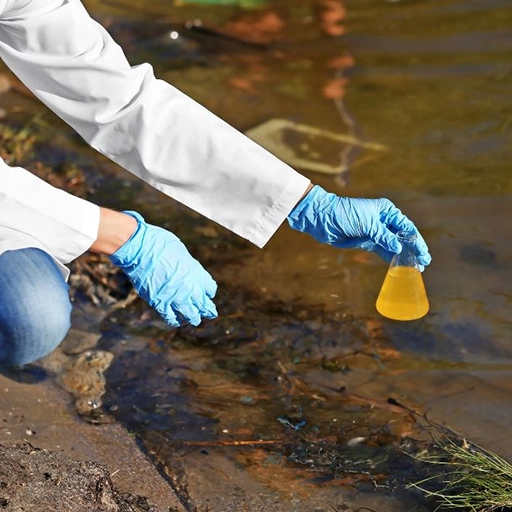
[{"xmin": 376, "ymin": 266, "xmax": 429, "ymax": 321}]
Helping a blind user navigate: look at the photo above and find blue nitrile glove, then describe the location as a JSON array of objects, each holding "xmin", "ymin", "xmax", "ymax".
[
  {"xmin": 109, "ymin": 211, "xmax": 218, "ymax": 327},
  {"xmin": 287, "ymin": 186, "xmax": 431, "ymax": 269}
]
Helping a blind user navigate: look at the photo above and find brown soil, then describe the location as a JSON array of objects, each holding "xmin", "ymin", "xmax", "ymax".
[{"xmin": 0, "ymin": 443, "xmax": 161, "ymax": 512}]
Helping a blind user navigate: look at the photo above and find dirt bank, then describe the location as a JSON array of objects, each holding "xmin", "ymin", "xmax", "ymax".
[
  {"xmin": 0, "ymin": 327, "xmax": 182, "ymax": 512},
  {"xmin": 0, "ymin": 442, "xmax": 162, "ymax": 512}
]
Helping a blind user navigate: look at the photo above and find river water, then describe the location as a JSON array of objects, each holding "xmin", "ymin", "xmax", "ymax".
[
  {"xmin": 90, "ymin": 0, "xmax": 512, "ymax": 510},
  {"xmin": 5, "ymin": 0, "xmax": 512, "ymax": 510}
]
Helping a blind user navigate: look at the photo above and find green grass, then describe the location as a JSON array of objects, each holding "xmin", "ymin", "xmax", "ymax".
[{"xmin": 409, "ymin": 437, "xmax": 512, "ymax": 511}]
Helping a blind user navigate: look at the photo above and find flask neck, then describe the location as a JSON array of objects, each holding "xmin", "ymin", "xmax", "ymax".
[{"xmin": 391, "ymin": 231, "xmax": 420, "ymax": 269}]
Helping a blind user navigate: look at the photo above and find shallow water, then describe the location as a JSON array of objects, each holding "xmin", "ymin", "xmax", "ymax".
[
  {"xmin": 4, "ymin": 0, "xmax": 512, "ymax": 509},
  {"xmin": 90, "ymin": 0, "xmax": 512, "ymax": 508}
]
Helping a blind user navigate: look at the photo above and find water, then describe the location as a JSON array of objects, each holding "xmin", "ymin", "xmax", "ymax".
[
  {"xmin": 4, "ymin": 0, "xmax": 512, "ymax": 509},
  {"xmin": 91, "ymin": 0, "xmax": 512, "ymax": 508}
]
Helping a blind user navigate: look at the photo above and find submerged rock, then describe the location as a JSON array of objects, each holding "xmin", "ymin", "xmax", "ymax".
[
  {"xmin": 245, "ymin": 118, "xmax": 388, "ymax": 175},
  {"xmin": 39, "ymin": 329, "xmax": 114, "ymax": 422}
]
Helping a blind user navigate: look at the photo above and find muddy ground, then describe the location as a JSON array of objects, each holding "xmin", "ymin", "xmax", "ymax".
[
  {"xmin": 0, "ymin": 443, "xmax": 158, "ymax": 512},
  {"xmin": 0, "ymin": 321, "xmax": 182, "ymax": 511}
]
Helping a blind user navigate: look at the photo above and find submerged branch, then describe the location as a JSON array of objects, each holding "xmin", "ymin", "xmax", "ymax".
[{"xmin": 182, "ymin": 439, "xmax": 286, "ymax": 448}]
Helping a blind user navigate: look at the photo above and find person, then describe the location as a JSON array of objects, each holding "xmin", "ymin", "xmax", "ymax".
[{"xmin": 0, "ymin": 0, "xmax": 431, "ymax": 367}]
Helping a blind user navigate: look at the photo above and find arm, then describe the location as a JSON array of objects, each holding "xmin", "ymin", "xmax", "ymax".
[
  {"xmin": 0, "ymin": 159, "xmax": 100, "ymax": 274},
  {"xmin": 0, "ymin": 0, "xmax": 310, "ymax": 248},
  {"xmin": 0, "ymin": 158, "xmax": 217, "ymax": 326},
  {"xmin": 89, "ymin": 208, "xmax": 137, "ymax": 256},
  {"xmin": 0, "ymin": 1, "xmax": 429, "ymax": 327}
]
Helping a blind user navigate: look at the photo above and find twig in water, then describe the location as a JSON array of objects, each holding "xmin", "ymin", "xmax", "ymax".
[{"xmin": 182, "ymin": 439, "xmax": 286, "ymax": 448}]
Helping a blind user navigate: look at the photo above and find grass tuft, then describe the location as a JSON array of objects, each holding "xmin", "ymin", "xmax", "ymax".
[{"xmin": 409, "ymin": 437, "xmax": 512, "ymax": 511}]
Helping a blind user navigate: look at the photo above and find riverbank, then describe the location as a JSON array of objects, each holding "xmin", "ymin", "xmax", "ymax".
[{"xmin": 0, "ymin": 330, "xmax": 182, "ymax": 511}]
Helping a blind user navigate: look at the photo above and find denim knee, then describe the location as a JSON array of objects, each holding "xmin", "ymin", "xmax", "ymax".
[{"xmin": 0, "ymin": 248, "xmax": 72, "ymax": 366}]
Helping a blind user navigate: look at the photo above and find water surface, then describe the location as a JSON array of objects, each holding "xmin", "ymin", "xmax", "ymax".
[{"xmin": 89, "ymin": 0, "xmax": 512, "ymax": 508}]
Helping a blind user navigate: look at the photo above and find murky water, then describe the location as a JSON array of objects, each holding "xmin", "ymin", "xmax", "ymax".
[
  {"xmin": 91, "ymin": 0, "xmax": 512, "ymax": 509},
  {"xmin": 3, "ymin": 0, "xmax": 512, "ymax": 509},
  {"xmin": 86, "ymin": 1, "xmax": 512, "ymax": 509}
]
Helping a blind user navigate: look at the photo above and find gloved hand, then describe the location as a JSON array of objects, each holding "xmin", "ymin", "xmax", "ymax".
[
  {"xmin": 109, "ymin": 211, "xmax": 218, "ymax": 327},
  {"xmin": 287, "ymin": 185, "xmax": 431, "ymax": 269}
]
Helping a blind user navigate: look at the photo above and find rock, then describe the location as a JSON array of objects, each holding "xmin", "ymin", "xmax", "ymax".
[
  {"xmin": 39, "ymin": 329, "xmax": 114, "ymax": 422},
  {"xmin": 245, "ymin": 118, "xmax": 388, "ymax": 175}
]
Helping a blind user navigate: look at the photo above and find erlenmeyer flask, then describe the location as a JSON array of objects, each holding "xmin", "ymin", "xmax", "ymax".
[{"xmin": 376, "ymin": 230, "xmax": 429, "ymax": 321}]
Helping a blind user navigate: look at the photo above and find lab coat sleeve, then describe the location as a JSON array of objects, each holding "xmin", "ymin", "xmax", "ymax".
[
  {"xmin": 0, "ymin": 157, "xmax": 100, "ymax": 265},
  {"xmin": 0, "ymin": 0, "xmax": 310, "ymax": 248}
]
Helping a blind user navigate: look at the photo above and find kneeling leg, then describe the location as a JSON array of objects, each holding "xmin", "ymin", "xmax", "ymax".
[{"xmin": 0, "ymin": 248, "xmax": 72, "ymax": 366}]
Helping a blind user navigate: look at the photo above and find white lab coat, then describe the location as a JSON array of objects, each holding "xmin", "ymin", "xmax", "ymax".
[{"xmin": 0, "ymin": 0, "xmax": 310, "ymax": 277}]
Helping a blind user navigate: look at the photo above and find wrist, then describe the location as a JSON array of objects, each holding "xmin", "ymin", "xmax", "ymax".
[
  {"xmin": 89, "ymin": 208, "xmax": 138, "ymax": 255},
  {"xmin": 295, "ymin": 183, "xmax": 315, "ymax": 207},
  {"xmin": 287, "ymin": 184, "xmax": 326, "ymax": 225}
]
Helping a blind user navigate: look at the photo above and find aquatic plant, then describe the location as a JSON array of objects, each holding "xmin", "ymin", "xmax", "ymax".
[{"xmin": 409, "ymin": 437, "xmax": 512, "ymax": 511}]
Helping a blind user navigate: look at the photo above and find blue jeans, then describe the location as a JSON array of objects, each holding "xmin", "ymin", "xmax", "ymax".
[{"xmin": 0, "ymin": 248, "xmax": 72, "ymax": 365}]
